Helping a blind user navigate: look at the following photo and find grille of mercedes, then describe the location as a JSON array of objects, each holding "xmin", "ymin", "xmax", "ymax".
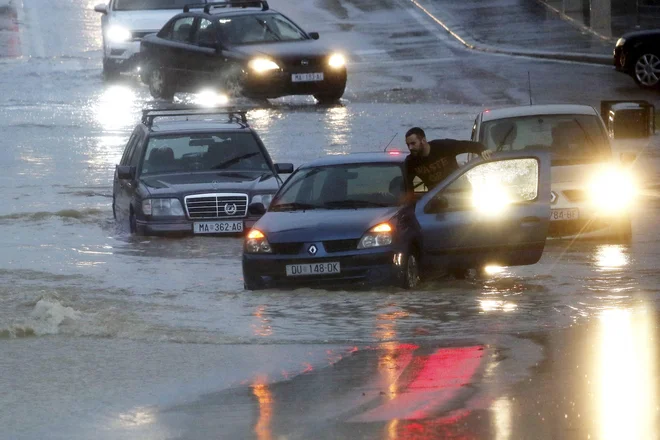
[{"xmin": 185, "ymin": 194, "xmax": 248, "ymax": 219}]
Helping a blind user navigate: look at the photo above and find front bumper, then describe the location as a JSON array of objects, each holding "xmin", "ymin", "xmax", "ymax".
[
  {"xmin": 135, "ymin": 216, "xmax": 258, "ymax": 236},
  {"xmin": 104, "ymin": 40, "xmax": 143, "ymax": 72},
  {"xmin": 242, "ymin": 67, "xmax": 347, "ymax": 99},
  {"xmin": 242, "ymin": 249, "xmax": 403, "ymax": 289}
]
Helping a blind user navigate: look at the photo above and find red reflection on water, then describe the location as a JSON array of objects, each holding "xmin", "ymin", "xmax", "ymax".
[{"xmin": 355, "ymin": 346, "xmax": 484, "ymax": 423}]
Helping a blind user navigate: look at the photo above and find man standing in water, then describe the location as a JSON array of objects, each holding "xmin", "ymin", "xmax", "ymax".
[{"xmin": 404, "ymin": 127, "xmax": 492, "ymax": 190}]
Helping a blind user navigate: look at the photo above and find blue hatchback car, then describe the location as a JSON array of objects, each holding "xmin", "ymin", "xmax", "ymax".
[{"xmin": 242, "ymin": 150, "xmax": 551, "ymax": 290}]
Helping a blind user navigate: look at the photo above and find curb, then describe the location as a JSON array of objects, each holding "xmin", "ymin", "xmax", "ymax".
[
  {"xmin": 407, "ymin": 0, "xmax": 614, "ymax": 66},
  {"xmin": 534, "ymin": 0, "xmax": 617, "ymax": 43}
]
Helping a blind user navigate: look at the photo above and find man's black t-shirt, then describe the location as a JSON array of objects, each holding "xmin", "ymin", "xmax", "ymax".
[{"xmin": 405, "ymin": 139, "xmax": 486, "ymax": 190}]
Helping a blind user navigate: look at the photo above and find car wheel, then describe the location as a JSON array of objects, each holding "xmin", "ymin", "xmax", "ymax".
[
  {"xmin": 313, "ymin": 84, "xmax": 345, "ymax": 104},
  {"xmin": 632, "ymin": 52, "xmax": 660, "ymax": 89},
  {"xmin": 149, "ymin": 67, "xmax": 175, "ymax": 100},
  {"xmin": 102, "ymin": 59, "xmax": 121, "ymax": 81},
  {"xmin": 129, "ymin": 208, "xmax": 141, "ymax": 235},
  {"xmin": 401, "ymin": 249, "xmax": 420, "ymax": 289},
  {"xmin": 244, "ymin": 277, "xmax": 264, "ymax": 290}
]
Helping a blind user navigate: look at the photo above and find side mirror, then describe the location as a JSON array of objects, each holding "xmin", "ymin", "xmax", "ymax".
[
  {"xmin": 248, "ymin": 202, "xmax": 266, "ymax": 216},
  {"xmin": 117, "ymin": 165, "xmax": 136, "ymax": 180},
  {"xmin": 308, "ymin": 32, "xmax": 320, "ymax": 40},
  {"xmin": 424, "ymin": 196, "xmax": 448, "ymax": 214},
  {"xmin": 620, "ymin": 152, "xmax": 637, "ymax": 165},
  {"xmin": 274, "ymin": 163, "xmax": 294, "ymax": 174},
  {"xmin": 94, "ymin": 3, "xmax": 108, "ymax": 13}
]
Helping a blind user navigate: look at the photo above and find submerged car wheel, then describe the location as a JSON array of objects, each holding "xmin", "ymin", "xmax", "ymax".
[
  {"xmin": 313, "ymin": 85, "xmax": 346, "ymax": 105},
  {"xmin": 633, "ymin": 52, "xmax": 660, "ymax": 89},
  {"xmin": 401, "ymin": 250, "xmax": 420, "ymax": 289},
  {"xmin": 112, "ymin": 196, "xmax": 117, "ymax": 220},
  {"xmin": 129, "ymin": 209, "xmax": 141, "ymax": 235},
  {"xmin": 102, "ymin": 59, "xmax": 121, "ymax": 81},
  {"xmin": 149, "ymin": 68, "xmax": 175, "ymax": 100}
]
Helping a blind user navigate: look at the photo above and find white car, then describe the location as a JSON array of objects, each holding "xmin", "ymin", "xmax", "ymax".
[
  {"xmin": 93, "ymin": 0, "xmax": 199, "ymax": 77},
  {"xmin": 469, "ymin": 104, "xmax": 636, "ymax": 242}
]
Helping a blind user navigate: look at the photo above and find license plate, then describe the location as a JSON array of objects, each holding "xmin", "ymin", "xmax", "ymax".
[
  {"xmin": 286, "ymin": 262, "xmax": 340, "ymax": 276},
  {"xmin": 550, "ymin": 208, "xmax": 579, "ymax": 221},
  {"xmin": 193, "ymin": 221, "xmax": 243, "ymax": 234},
  {"xmin": 291, "ymin": 72, "xmax": 324, "ymax": 82}
]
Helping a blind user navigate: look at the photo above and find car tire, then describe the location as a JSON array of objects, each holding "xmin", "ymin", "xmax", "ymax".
[
  {"xmin": 313, "ymin": 84, "xmax": 345, "ymax": 105},
  {"xmin": 129, "ymin": 208, "xmax": 141, "ymax": 235},
  {"xmin": 148, "ymin": 67, "xmax": 175, "ymax": 100},
  {"xmin": 632, "ymin": 51, "xmax": 660, "ymax": 89},
  {"xmin": 244, "ymin": 277, "xmax": 264, "ymax": 290},
  {"xmin": 102, "ymin": 59, "xmax": 121, "ymax": 81},
  {"xmin": 400, "ymin": 248, "xmax": 421, "ymax": 289}
]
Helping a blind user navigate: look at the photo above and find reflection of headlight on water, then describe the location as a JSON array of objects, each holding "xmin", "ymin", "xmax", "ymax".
[
  {"xmin": 472, "ymin": 182, "xmax": 510, "ymax": 215},
  {"xmin": 588, "ymin": 167, "xmax": 637, "ymax": 213},
  {"xmin": 194, "ymin": 89, "xmax": 229, "ymax": 107}
]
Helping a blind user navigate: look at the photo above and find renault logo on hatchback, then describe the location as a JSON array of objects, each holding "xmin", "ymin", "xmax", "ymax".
[
  {"xmin": 301, "ymin": 59, "xmax": 309, "ymax": 66},
  {"xmin": 308, "ymin": 245, "xmax": 317, "ymax": 255},
  {"xmin": 550, "ymin": 191, "xmax": 558, "ymax": 205}
]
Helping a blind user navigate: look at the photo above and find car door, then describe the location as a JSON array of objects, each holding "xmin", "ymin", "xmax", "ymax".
[
  {"xmin": 415, "ymin": 151, "xmax": 551, "ymax": 273},
  {"xmin": 155, "ymin": 16, "xmax": 197, "ymax": 87},
  {"xmin": 189, "ymin": 17, "xmax": 227, "ymax": 87},
  {"xmin": 114, "ymin": 128, "xmax": 140, "ymax": 219}
]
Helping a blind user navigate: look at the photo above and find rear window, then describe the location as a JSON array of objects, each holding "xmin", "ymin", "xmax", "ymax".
[
  {"xmin": 479, "ymin": 114, "xmax": 611, "ymax": 165},
  {"xmin": 140, "ymin": 132, "xmax": 270, "ymax": 175}
]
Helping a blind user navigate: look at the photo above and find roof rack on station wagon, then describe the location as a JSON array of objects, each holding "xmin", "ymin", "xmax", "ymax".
[
  {"xmin": 182, "ymin": 0, "xmax": 268, "ymax": 13},
  {"xmin": 141, "ymin": 106, "xmax": 253, "ymax": 127}
]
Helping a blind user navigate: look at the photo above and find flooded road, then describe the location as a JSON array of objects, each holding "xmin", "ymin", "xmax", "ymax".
[{"xmin": 1, "ymin": 0, "xmax": 660, "ymax": 438}]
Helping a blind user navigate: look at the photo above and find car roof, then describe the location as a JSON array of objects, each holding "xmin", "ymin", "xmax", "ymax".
[
  {"xmin": 298, "ymin": 152, "xmax": 407, "ymax": 169},
  {"xmin": 206, "ymin": 8, "xmax": 277, "ymax": 16},
  {"xmin": 480, "ymin": 104, "xmax": 599, "ymax": 121},
  {"xmin": 148, "ymin": 120, "xmax": 251, "ymax": 133}
]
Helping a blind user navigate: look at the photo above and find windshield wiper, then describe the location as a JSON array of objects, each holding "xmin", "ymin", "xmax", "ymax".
[
  {"xmin": 270, "ymin": 202, "xmax": 318, "ymax": 212},
  {"xmin": 255, "ymin": 18, "xmax": 280, "ymax": 41},
  {"xmin": 322, "ymin": 200, "xmax": 391, "ymax": 209},
  {"xmin": 211, "ymin": 152, "xmax": 261, "ymax": 170}
]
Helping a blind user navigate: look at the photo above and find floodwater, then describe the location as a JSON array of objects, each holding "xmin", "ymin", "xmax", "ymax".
[{"xmin": 1, "ymin": 0, "xmax": 660, "ymax": 438}]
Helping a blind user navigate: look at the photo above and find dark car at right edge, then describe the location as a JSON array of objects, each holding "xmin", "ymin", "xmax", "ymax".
[{"xmin": 614, "ymin": 28, "xmax": 660, "ymax": 89}]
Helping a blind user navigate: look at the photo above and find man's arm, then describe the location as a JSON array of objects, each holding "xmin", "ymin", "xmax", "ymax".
[{"xmin": 432, "ymin": 139, "xmax": 492, "ymax": 160}]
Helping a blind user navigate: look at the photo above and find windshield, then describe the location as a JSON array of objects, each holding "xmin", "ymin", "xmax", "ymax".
[
  {"xmin": 113, "ymin": 0, "xmax": 198, "ymax": 11},
  {"xmin": 140, "ymin": 132, "xmax": 270, "ymax": 175},
  {"xmin": 479, "ymin": 114, "xmax": 611, "ymax": 165},
  {"xmin": 270, "ymin": 163, "xmax": 405, "ymax": 211},
  {"xmin": 217, "ymin": 13, "xmax": 307, "ymax": 45}
]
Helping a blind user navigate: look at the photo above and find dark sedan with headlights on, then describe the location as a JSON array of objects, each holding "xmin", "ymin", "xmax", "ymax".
[
  {"xmin": 113, "ymin": 107, "xmax": 293, "ymax": 236},
  {"xmin": 614, "ymin": 28, "xmax": 660, "ymax": 89},
  {"xmin": 139, "ymin": 0, "xmax": 347, "ymax": 103},
  {"xmin": 242, "ymin": 150, "xmax": 551, "ymax": 290}
]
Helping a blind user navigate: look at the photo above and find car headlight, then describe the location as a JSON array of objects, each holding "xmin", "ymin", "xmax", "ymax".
[
  {"xmin": 471, "ymin": 182, "xmax": 511, "ymax": 216},
  {"xmin": 251, "ymin": 194, "xmax": 274, "ymax": 209},
  {"xmin": 615, "ymin": 37, "xmax": 626, "ymax": 47},
  {"xmin": 328, "ymin": 53, "xmax": 346, "ymax": 69},
  {"xmin": 588, "ymin": 167, "xmax": 637, "ymax": 213},
  {"xmin": 106, "ymin": 25, "xmax": 131, "ymax": 43},
  {"xmin": 248, "ymin": 58, "xmax": 279, "ymax": 73},
  {"xmin": 142, "ymin": 198, "xmax": 185, "ymax": 216},
  {"xmin": 245, "ymin": 229, "xmax": 272, "ymax": 253},
  {"xmin": 357, "ymin": 223, "xmax": 393, "ymax": 249}
]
